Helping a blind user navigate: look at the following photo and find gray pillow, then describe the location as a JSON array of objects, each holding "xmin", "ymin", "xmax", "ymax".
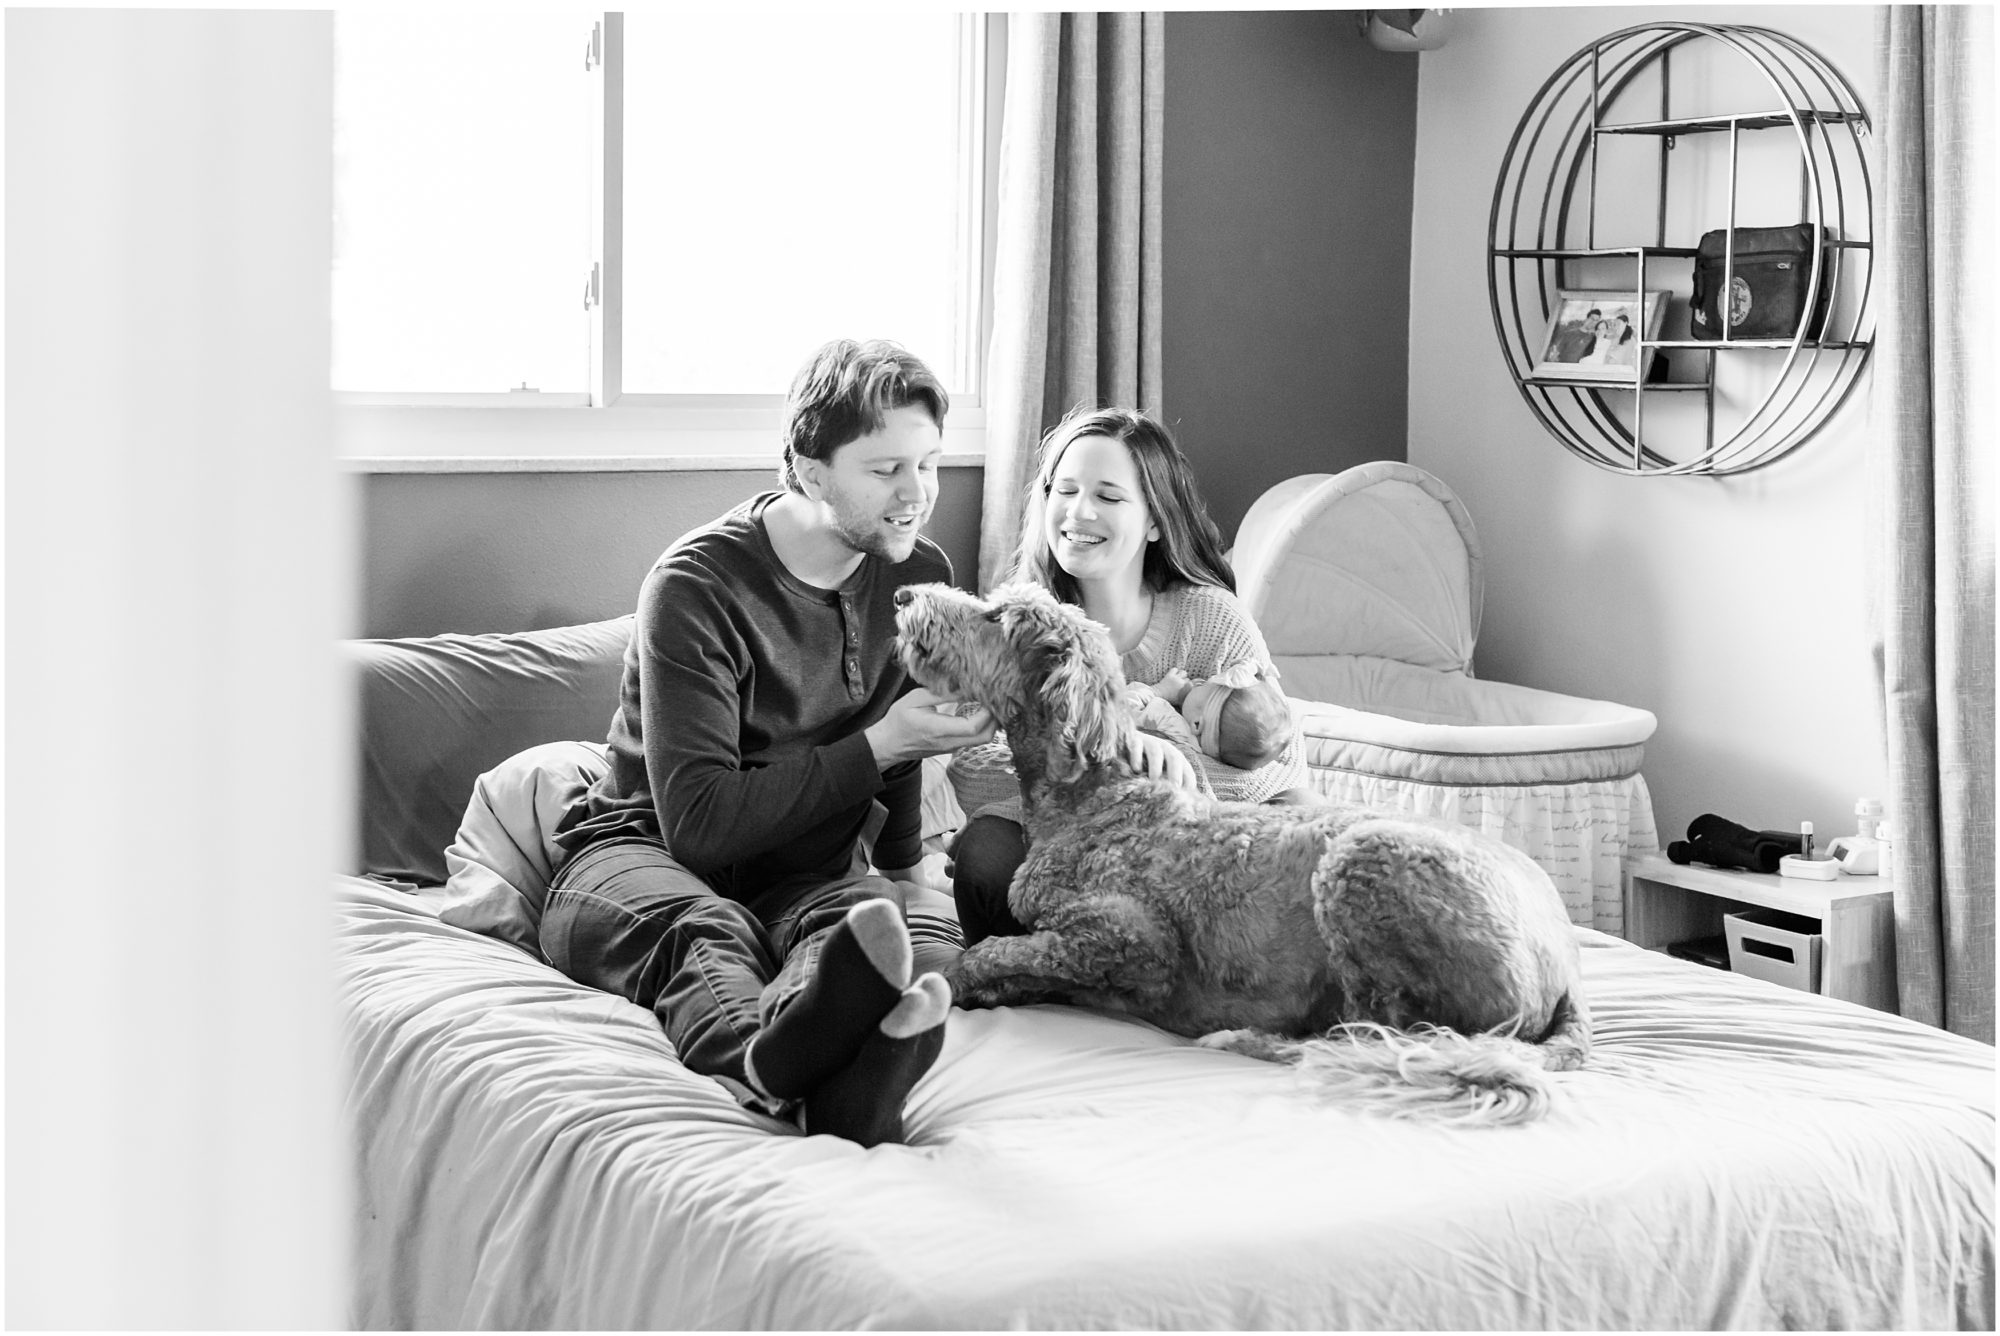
[
  {"xmin": 439, "ymin": 739, "xmax": 611, "ymax": 958},
  {"xmin": 345, "ymin": 617, "xmax": 632, "ymax": 886}
]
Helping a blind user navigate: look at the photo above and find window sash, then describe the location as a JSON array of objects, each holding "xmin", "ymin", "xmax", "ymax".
[{"xmin": 338, "ymin": 11, "xmax": 999, "ymax": 467}]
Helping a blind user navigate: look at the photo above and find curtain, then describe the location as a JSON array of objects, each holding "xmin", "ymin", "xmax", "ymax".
[
  {"xmin": 6, "ymin": 10, "xmax": 350, "ymax": 1324},
  {"xmin": 978, "ymin": 12, "xmax": 1165, "ymax": 591},
  {"xmin": 1870, "ymin": 5, "xmax": 1996, "ymax": 1042}
]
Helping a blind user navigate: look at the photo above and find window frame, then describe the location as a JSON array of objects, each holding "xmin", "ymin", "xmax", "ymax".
[{"xmin": 339, "ymin": 11, "xmax": 1001, "ymax": 473}]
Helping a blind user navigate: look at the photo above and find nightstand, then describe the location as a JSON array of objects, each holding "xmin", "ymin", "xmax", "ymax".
[{"xmin": 1621, "ymin": 852, "xmax": 1899, "ymax": 1014}]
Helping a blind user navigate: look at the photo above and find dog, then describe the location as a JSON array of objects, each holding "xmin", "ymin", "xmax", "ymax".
[{"xmin": 894, "ymin": 581, "xmax": 1590, "ymax": 1125}]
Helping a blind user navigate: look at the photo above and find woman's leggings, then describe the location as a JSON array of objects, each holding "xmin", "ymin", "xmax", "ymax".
[{"xmin": 947, "ymin": 814, "xmax": 1028, "ymax": 946}]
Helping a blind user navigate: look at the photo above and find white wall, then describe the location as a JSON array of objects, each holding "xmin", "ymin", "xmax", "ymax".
[
  {"xmin": 6, "ymin": 11, "xmax": 350, "ymax": 1327},
  {"xmin": 1409, "ymin": 6, "xmax": 1889, "ymax": 848}
]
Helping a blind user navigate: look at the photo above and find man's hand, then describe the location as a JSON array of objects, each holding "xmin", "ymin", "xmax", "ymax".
[
  {"xmin": 866, "ymin": 688, "xmax": 998, "ymax": 767},
  {"xmin": 1126, "ymin": 730, "xmax": 1201, "ymax": 790}
]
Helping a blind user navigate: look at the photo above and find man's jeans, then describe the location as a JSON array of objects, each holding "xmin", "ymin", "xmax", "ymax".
[{"xmin": 541, "ymin": 836, "xmax": 895, "ymax": 1113}]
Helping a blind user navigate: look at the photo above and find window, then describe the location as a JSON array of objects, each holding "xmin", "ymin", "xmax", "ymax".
[
  {"xmin": 334, "ymin": 11, "xmax": 995, "ymax": 465},
  {"xmin": 622, "ymin": 12, "xmax": 976, "ymax": 397},
  {"xmin": 332, "ymin": 13, "xmax": 594, "ymax": 397}
]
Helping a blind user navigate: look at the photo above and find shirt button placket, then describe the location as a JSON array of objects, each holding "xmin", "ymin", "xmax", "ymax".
[{"xmin": 841, "ymin": 595, "xmax": 862, "ymax": 695}]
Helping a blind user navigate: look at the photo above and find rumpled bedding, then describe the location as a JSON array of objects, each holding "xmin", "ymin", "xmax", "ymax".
[{"xmin": 337, "ymin": 874, "xmax": 1994, "ymax": 1331}]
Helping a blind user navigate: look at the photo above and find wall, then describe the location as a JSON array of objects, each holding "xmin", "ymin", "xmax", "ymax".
[
  {"xmin": 1162, "ymin": 10, "xmax": 1417, "ymax": 539},
  {"xmin": 6, "ymin": 10, "xmax": 348, "ymax": 1326},
  {"xmin": 1408, "ymin": 5, "xmax": 1890, "ymax": 847},
  {"xmin": 357, "ymin": 463, "xmax": 983, "ymax": 637}
]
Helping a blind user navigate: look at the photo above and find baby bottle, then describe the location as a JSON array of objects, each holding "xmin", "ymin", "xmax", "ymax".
[{"xmin": 1827, "ymin": 797, "xmax": 1885, "ymax": 876}]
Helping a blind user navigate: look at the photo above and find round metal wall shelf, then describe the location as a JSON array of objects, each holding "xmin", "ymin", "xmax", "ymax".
[{"xmin": 1488, "ymin": 23, "xmax": 1873, "ymax": 476}]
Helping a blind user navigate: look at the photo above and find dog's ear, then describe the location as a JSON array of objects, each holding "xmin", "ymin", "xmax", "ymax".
[
  {"xmin": 989, "ymin": 581, "xmax": 1057, "ymax": 627},
  {"xmin": 988, "ymin": 583, "xmax": 1130, "ymax": 783},
  {"xmin": 991, "ymin": 582, "xmax": 1067, "ymax": 659},
  {"xmin": 1038, "ymin": 604, "xmax": 1130, "ymax": 783},
  {"xmin": 979, "ymin": 584, "xmax": 1056, "ymax": 727}
]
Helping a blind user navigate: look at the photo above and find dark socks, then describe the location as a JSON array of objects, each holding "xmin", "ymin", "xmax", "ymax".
[
  {"xmin": 804, "ymin": 973, "xmax": 952, "ymax": 1148},
  {"xmin": 744, "ymin": 899, "xmax": 910, "ymax": 1102}
]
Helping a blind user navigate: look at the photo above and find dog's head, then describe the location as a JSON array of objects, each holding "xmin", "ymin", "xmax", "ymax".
[{"xmin": 895, "ymin": 581, "xmax": 1130, "ymax": 785}]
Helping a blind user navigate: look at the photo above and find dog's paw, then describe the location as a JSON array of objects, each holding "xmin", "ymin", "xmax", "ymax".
[
  {"xmin": 940, "ymin": 961, "xmax": 997, "ymax": 1010},
  {"xmin": 1538, "ymin": 1038, "xmax": 1590, "ymax": 1072}
]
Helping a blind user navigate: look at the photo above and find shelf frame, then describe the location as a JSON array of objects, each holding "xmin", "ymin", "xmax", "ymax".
[{"xmin": 1487, "ymin": 23, "xmax": 1875, "ymax": 476}]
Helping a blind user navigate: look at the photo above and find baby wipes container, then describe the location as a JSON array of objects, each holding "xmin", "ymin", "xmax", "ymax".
[{"xmin": 1232, "ymin": 461, "xmax": 1659, "ymax": 932}]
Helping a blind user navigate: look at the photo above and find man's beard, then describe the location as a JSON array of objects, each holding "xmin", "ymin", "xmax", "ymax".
[{"xmin": 828, "ymin": 488, "xmax": 926, "ymax": 563}]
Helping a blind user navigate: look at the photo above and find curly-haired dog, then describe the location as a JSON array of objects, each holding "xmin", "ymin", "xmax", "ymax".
[{"xmin": 895, "ymin": 581, "xmax": 1590, "ymax": 1125}]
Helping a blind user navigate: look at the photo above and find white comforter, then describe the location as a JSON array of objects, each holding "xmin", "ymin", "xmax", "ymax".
[{"xmin": 337, "ymin": 875, "xmax": 1994, "ymax": 1330}]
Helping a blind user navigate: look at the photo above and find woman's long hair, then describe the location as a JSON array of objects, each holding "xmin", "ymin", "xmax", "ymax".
[{"xmin": 1010, "ymin": 406, "xmax": 1235, "ymax": 606}]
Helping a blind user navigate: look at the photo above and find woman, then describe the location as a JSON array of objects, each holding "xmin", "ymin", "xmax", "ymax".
[
  {"xmin": 948, "ymin": 406, "xmax": 1311, "ymax": 944},
  {"xmin": 1580, "ymin": 311, "xmax": 1635, "ymax": 367}
]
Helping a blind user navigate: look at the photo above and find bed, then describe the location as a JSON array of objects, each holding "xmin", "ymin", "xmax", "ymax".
[{"xmin": 341, "ymin": 618, "xmax": 1995, "ymax": 1330}]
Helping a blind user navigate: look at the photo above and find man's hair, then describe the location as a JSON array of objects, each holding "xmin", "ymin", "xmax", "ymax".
[
  {"xmin": 779, "ymin": 339, "xmax": 948, "ymax": 493},
  {"xmin": 1010, "ymin": 405, "xmax": 1236, "ymax": 604},
  {"xmin": 1213, "ymin": 677, "xmax": 1293, "ymax": 770}
]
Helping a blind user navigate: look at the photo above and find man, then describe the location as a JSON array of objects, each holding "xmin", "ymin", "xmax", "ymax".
[
  {"xmin": 1550, "ymin": 307, "xmax": 1601, "ymax": 363},
  {"xmin": 543, "ymin": 338, "xmax": 995, "ymax": 1147}
]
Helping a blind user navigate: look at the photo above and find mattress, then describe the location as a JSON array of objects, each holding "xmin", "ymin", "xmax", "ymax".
[{"xmin": 338, "ymin": 873, "xmax": 1994, "ymax": 1330}]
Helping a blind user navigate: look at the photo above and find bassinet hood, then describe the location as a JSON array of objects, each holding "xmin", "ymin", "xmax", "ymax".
[{"xmin": 1233, "ymin": 462, "xmax": 1482, "ymax": 675}]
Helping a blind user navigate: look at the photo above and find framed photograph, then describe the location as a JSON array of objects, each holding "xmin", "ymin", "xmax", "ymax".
[{"xmin": 1532, "ymin": 289, "xmax": 1669, "ymax": 383}]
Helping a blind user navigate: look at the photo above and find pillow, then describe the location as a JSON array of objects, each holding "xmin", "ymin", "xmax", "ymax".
[
  {"xmin": 919, "ymin": 753, "xmax": 968, "ymax": 846},
  {"xmin": 346, "ymin": 617, "xmax": 632, "ymax": 885},
  {"xmin": 438, "ymin": 743, "xmax": 968, "ymax": 963},
  {"xmin": 438, "ymin": 740, "xmax": 611, "ymax": 958},
  {"xmin": 944, "ymin": 740, "xmax": 1022, "ymax": 818}
]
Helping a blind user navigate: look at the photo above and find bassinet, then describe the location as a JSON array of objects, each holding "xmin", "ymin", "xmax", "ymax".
[{"xmin": 1232, "ymin": 462, "xmax": 1659, "ymax": 933}]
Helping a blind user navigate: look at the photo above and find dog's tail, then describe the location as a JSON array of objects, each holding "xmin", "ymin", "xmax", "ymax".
[{"xmin": 1275, "ymin": 1021, "xmax": 1559, "ymax": 1127}]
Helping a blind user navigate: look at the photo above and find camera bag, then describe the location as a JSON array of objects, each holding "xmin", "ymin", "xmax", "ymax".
[{"xmin": 1689, "ymin": 223, "xmax": 1832, "ymax": 341}]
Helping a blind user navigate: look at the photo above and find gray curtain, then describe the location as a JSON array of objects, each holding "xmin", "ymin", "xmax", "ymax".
[
  {"xmin": 1870, "ymin": 5, "xmax": 1995, "ymax": 1042},
  {"xmin": 978, "ymin": 12, "xmax": 1165, "ymax": 592}
]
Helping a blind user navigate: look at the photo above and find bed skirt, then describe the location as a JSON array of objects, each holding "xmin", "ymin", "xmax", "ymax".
[{"xmin": 1303, "ymin": 769, "xmax": 1660, "ymax": 934}]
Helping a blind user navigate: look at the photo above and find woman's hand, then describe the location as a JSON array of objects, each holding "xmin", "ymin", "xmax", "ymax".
[{"xmin": 1125, "ymin": 730, "xmax": 1201, "ymax": 790}]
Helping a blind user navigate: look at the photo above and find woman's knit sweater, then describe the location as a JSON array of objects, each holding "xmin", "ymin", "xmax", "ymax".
[{"xmin": 946, "ymin": 579, "xmax": 1308, "ymax": 822}]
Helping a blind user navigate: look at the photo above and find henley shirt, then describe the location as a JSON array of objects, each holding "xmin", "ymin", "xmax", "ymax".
[{"xmin": 555, "ymin": 491, "xmax": 950, "ymax": 900}]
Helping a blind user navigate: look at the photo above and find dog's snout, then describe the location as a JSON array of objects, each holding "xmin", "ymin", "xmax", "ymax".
[{"xmin": 894, "ymin": 587, "xmax": 915, "ymax": 607}]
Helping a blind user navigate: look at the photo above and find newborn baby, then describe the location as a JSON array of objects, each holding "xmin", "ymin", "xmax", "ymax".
[{"xmin": 1127, "ymin": 662, "xmax": 1293, "ymax": 770}]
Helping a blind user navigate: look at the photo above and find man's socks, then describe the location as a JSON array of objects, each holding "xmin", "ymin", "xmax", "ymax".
[
  {"xmin": 804, "ymin": 972, "xmax": 952, "ymax": 1148},
  {"xmin": 744, "ymin": 899, "xmax": 911, "ymax": 1103}
]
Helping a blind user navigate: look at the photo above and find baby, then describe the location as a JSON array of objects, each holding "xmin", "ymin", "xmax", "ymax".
[{"xmin": 1127, "ymin": 662, "xmax": 1294, "ymax": 771}]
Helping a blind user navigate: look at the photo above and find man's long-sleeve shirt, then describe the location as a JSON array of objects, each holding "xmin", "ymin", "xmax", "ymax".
[{"xmin": 556, "ymin": 492, "xmax": 949, "ymax": 900}]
